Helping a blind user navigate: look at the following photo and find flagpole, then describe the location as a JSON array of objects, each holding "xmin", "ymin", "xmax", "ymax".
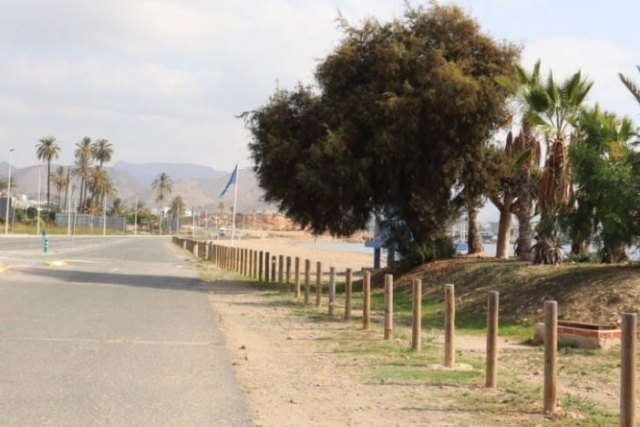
[{"xmin": 231, "ymin": 164, "xmax": 239, "ymax": 244}]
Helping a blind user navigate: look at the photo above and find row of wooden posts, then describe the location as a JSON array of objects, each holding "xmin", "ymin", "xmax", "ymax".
[{"xmin": 173, "ymin": 237, "xmax": 637, "ymax": 426}]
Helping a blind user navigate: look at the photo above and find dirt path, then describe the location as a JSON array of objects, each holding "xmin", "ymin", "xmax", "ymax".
[
  {"xmin": 207, "ymin": 272, "xmax": 456, "ymax": 426},
  {"xmin": 202, "ymin": 264, "xmax": 549, "ymax": 427}
]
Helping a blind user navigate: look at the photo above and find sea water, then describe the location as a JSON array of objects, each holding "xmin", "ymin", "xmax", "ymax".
[{"xmin": 300, "ymin": 241, "xmax": 640, "ymax": 261}]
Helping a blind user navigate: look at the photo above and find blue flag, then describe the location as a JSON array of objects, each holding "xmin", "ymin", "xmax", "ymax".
[{"xmin": 218, "ymin": 164, "xmax": 238, "ymax": 198}]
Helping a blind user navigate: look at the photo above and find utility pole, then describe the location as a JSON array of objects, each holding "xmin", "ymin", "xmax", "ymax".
[
  {"xmin": 102, "ymin": 194, "xmax": 107, "ymax": 237},
  {"xmin": 4, "ymin": 148, "xmax": 14, "ymax": 235},
  {"xmin": 36, "ymin": 165, "xmax": 41, "ymax": 236},
  {"xmin": 133, "ymin": 197, "xmax": 138, "ymax": 236}
]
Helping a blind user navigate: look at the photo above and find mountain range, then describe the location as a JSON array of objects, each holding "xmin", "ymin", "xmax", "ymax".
[{"xmin": 0, "ymin": 161, "xmax": 278, "ymax": 213}]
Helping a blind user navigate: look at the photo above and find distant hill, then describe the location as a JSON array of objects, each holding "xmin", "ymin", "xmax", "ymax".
[
  {"xmin": 0, "ymin": 162, "xmax": 278, "ymax": 214},
  {"xmin": 112, "ymin": 161, "xmax": 226, "ymax": 185}
]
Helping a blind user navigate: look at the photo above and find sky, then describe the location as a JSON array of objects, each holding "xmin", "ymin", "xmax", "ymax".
[{"xmin": 0, "ymin": 0, "xmax": 639, "ymax": 172}]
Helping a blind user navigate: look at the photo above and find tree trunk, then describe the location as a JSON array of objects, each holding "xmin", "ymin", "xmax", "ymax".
[
  {"xmin": 615, "ymin": 242, "xmax": 629, "ymax": 264},
  {"xmin": 63, "ymin": 169, "xmax": 70, "ymax": 213},
  {"xmin": 46, "ymin": 161, "xmax": 51, "ymax": 211},
  {"xmin": 514, "ymin": 204, "xmax": 533, "ymax": 262},
  {"xmin": 496, "ymin": 208, "xmax": 512, "ymax": 259},
  {"xmin": 467, "ymin": 207, "xmax": 483, "ymax": 255}
]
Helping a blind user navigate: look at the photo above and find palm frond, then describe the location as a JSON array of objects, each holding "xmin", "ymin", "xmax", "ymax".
[{"xmin": 619, "ymin": 71, "xmax": 640, "ymax": 105}]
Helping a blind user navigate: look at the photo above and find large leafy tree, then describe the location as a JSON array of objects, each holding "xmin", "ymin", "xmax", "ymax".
[
  {"xmin": 247, "ymin": 4, "xmax": 518, "ymax": 263},
  {"xmin": 567, "ymin": 106, "xmax": 637, "ymax": 263},
  {"xmin": 35, "ymin": 136, "xmax": 61, "ymax": 210}
]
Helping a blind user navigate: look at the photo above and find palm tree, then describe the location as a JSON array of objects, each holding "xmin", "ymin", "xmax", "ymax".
[
  {"xmin": 74, "ymin": 137, "xmax": 94, "ymax": 211},
  {"xmin": 619, "ymin": 65, "xmax": 640, "ymax": 105},
  {"xmin": 169, "ymin": 196, "xmax": 186, "ymax": 232},
  {"xmin": 497, "ymin": 62, "xmax": 543, "ymax": 261},
  {"xmin": 151, "ymin": 172, "xmax": 173, "ymax": 234},
  {"xmin": 88, "ymin": 167, "xmax": 115, "ymax": 214},
  {"xmin": 93, "ymin": 138, "xmax": 113, "ymax": 168},
  {"xmin": 36, "ymin": 136, "xmax": 61, "ymax": 210},
  {"xmin": 109, "ymin": 198, "xmax": 126, "ymax": 216},
  {"xmin": 53, "ymin": 166, "xmax": 68, "ymax": 211},
  {"xmin": 500, "ymin": 62, "xmax": 592, "ymax": 263}
]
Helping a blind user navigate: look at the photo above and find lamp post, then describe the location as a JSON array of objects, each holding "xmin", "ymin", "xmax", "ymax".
[
  {"xmin": 4, "ymin": 148, "xmax": 14, "ymax": 235},
  {"xmin": 133, "ymin": 196, "xmax": 138, "ymax": 236}
]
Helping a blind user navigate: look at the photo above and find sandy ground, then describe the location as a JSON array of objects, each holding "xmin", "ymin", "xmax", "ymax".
[
  {"xmin": 207, "ymin": 230, "xmax": 380, "ymax": 273},
  {"xmin": 207, "ymin": 274, "xmax": 457, "ymax": 427}
]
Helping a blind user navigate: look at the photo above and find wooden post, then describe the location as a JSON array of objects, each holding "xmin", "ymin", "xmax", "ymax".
[
  {"xmin": 259, "ymin": 251, "xmax": 264, "ymax": 281},
  {"xmin": 384, "ymin": 274, "xmax": 393, "ymax": 340},
  {"xmin": 248, "ymin": 250, "xmax": 253, "ymax": 277},
  {"xmin": 204, "ymin": 243, "xmax": 209, "ymax": 260},
  {"xmin": 271, "ymin": 256, "xmax": 276, "ymax": 282},
  {"xmin": 543, "ymin": 300, "xmax": 557, "ymax": 414},
  {"xmin": 412, "ymin": 279, "xmax": 422, "ymax": 352},
  {"xmin": 253, "ymin": 250, "xmax": 258, "ymax": 278},
  {"xmin": 264, "ymin": 251, "xmax": 270, "ymax": 283},
  {"xmin": 621, "ymin": 313, "xmax": 637, "ymax": 427},
  {"xmin": 315, "ymin": 261, "xmax": 322, "ymax": 308},
  {"xmin": 278, "ymin": 255, "xmax": 284, "ymax": 289},
  {"xmin": 240, "ymin": 248, "xmax": 244, "ymax": 274},
  {"xmin": 444, "ymin": 284, "xmax": 455, "ymax": 367},
  {"xmin": 304, "ymin": 259, "xmax": 311, "ymax": 304},
  {"xmin": 328, "ymin": 267, "xmax": 336, "ymax": 316},
  {"xmin": 286, "ymin": 256, "xmax": 292, "ymax": 293},
  {"xmin": 294, "ymin": 257, "xmax": 301, "ymax": 299},
  {"xmin": 486, "ymin": 291, "xmax": 499, "ymax": 388},
  {"xmin": 344, "ymin": 268, "xmax": 352, "ymax": 321},
  {"xmin": 362, "ymin": 271, "xmax": 371, "ymax": 330}
]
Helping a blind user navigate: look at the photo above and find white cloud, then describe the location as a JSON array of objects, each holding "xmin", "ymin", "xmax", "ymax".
[{"xmin": 522, "ymin": 37, "xmax": 639, "ymax": 120}]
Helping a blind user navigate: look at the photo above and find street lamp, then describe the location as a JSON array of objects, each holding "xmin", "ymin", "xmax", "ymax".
[{"xmin": 4, "ymin": 148, "xmax": 14, "ymax": 235}]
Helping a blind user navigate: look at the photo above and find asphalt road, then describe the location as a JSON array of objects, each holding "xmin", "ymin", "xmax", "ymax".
[{"xmin": 0, "ymin": 235, "xmax": 252, "ymax": 426}]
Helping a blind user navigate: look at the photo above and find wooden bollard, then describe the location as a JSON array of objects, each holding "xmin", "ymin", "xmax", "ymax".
[
  {"xmin": 344, "ymin": 268, "xmax": 352, "ymax": 321},
  {"xmin": 286, "ymin": 256, "xmax": 292, "ymax": 292},
  {"xmin": 264, "ymin": 251, "xmax": 270, "ymax": 283},
  {"xmin": 277, "ymin": 255, "xmax": 283, "ymax": 288},
  {"xmin": 444, "ymin": 284, "xmax": 455, "ymax": 367},
  {"xmin": 412, "ymin": 279, "xmax": 422, "ymax": 352},
  {"xmin": 294, "ymin": 257, "xmax": 301, "ymax": 299},
  {"xmin": 486, "ymin": 291, "xmax": 499, "ymax": 388},
  {"xmin": 253, "ymin": 250, "xmax": 258, "ymax": 278},
  {"xmin": 621, "ymin": 313, "xmax": 637, "ymax": 427},
  {"xmin": 328, "ymin": 267, "xmax": 336, "ymax": 316},
  {"xmin": 304, "ymin": 259, "xmax": 311, "ymax": 304},
  {"xmin": 271, "ymin": 256, "xmax": 276, "ymax": 282},
  {"xmin": 240, "ymin": 249, "xmax": 244, "ymax": 274},
  {"xmin": 259, "ymin": 251, "xmax": 264, "ymax": 281},
  {"xmin": 384, "ymin": 274, "xmax": 393, "ymax": 340},
  {"xmin": 362, "ymin": 271, "xmax": 371, "ymax": 330},
  {"xmin": 543, "ymin": 300, "xmax": 557, "ymax": 414},
  {"xmin": 315, "ymin": 261, "xmax": 322, "ymax": 308}
]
